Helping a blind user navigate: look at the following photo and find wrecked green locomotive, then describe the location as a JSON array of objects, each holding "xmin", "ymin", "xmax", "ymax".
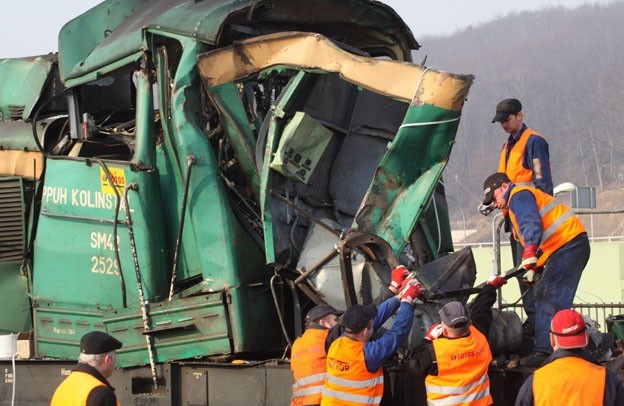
[{"xmin": 0, "ymin": 0, "xmax": 504, "ymax": 404}]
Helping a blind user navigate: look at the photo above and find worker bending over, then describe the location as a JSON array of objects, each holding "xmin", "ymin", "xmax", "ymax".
[
  {"xmin": 408, "ymin": 275, "xmax": 507, "ymax": 405},
  {"xmin": 481, "ymin": 172, "xmax": 589, "ymax": 366}
]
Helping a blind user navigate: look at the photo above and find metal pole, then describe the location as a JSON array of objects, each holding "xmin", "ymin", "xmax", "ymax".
[{"xmin": 123, "ymin": 184, "xmax": 159, "ymax": 390}]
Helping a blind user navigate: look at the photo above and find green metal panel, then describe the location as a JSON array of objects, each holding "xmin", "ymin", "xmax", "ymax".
[
  {"xmin": 58, "ymin": 0, "xmax": 248, "ymax": 84},
  {"xmin": 155, "ymin": 39, "xmax": 267, "ymax": 285},
  {"xmin": 0, "ymin": 263, "xmax": 31, "ymax": 334},
  {"xmin": 58, "ymin": 0, "xmax": 148, "ymax": 83},
  {"xmin": 0, "ymin": 56, "xmax": 54, "ymax": 120},
  {"xmin": 34, "ymin": 301, "xmax": 106, "ymax": 358},
  {"xmin": 103, "ymin": 293, "xmax": 231, "ymax": 367},
  {"xmin": 354, "ymin": 103, "xmax": 467, "ymax": 256},
  {"xmin": 32, "ymin": 158, "xmax": 168, "ymax": 309}
]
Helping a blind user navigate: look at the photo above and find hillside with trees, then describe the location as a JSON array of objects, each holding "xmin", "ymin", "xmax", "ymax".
[{"xmin": 415, "ymin": 1, "xmax": 624, "ymax": 240}]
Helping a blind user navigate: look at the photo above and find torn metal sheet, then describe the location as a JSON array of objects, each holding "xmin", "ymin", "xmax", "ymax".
[{"xmin": 197, "ymin": 31, "xmax": 471, "ymax": 106}]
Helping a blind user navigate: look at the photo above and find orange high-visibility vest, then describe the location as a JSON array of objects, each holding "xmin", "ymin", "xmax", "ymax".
[
  {"xmin": 291, "ymin": 328, "xmax": 330, "ymax": 405},
  {"xmin": 498, "ymin": 128, "xmax": 544, "ymax": 187},
  {"xmin": 425, "ymin": 325, "xmax": 493, "ymax": 406},
  {"xmin": 51, "ymin": 370, "xmax": 120, "ymax": 406},
  {"xmin": 508, "ymin": 186, "xmax": 586, "ymax": 267},
  {"xmin": 321, "ymin": 336, "xmax": 384, "ymax": 406},
  {"xmin": 533, "ymin": 356, "xmax": 605, "ymax": 405}
]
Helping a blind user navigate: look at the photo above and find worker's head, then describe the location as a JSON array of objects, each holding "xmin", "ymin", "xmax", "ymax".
[
  {"xmin": 549, "ymin": 309, "xmax": 589, "ymax": 350},
  {"xmin": 78, "ymin": 331, "xmax": 123, "ymax": 378},
  {"xmin": 439, "ymin": 301, "xmax": 471, "ymax": 337},
  {"xmin": 306, "ymin": 304, "xmax": 342, "ymax": 329},
  {"xmin": 492, "ymin": 98, "xmax": 523, "ymax": 134},
  {"xmin": 341, "ymin": 303, "xmax": 377, "ymax": 342},
  {"xmin": 482, "ymin": 172, "xmax": 511, "ymax": 210}
]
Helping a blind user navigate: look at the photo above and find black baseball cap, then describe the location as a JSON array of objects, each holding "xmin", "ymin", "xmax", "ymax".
[
  {"xmin": 492, "ymin": 98, "xmax": 522, "ymax": 123},
  {"xmin": 482, "ymin": 172, "xmax": 510, "ymax": 205},
  {"xmin": 439, "ymin": 301, "xmax": 470, "ymax": 328},
  {"xmin": 306, "ymin": 304, "xmax": 342, "ymax": 323},
  {"xmin": 341, "ymin": 303, "xmax": 377, "ymax": 333},
  {"xmin": 80, "ymin": 331, "xmax": 123, "ymax": 355}
]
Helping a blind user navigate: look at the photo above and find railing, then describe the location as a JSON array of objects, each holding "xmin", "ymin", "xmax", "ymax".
[{"xmin": 501, "ymin": 303, "xmax": 624, "ymax": 333}]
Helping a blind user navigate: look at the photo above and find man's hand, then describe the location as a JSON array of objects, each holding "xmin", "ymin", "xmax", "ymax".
[
  {"xmin": 523, "ymin": 268, "xmax": 542, "ymax": 286},
  {"xmin": 478, "ymin": 203, "xmax": 495, "ymax": 216},
  {"xmin": 487, "ymin": 275, "xmax": 507, "ymax": 289},
  {"xmin": 425, "ymin": 323, "xmax": 444, "ymax": 340},
  {"xmin": 389, "ymin": 265, "xmax": 409, "ymax": 293},
  {"xmin": 399, "ymin": 279, "xmax": 423, "ymax": 304},
  {"xmin": 520, "ymin": 244, "xmax": 538, "ymax": 271}
]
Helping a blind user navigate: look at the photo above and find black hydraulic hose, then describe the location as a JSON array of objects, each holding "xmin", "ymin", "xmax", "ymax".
[
  {"xmin": 286, "ymin": 279, "xmax": 302, "ymax": 342},
  {"xmin": 270, "ymin": 274, "xmax": 293, "ymax": 348},
  {"xmin": 95, "ymin": 159, "xmax": 127, "ymax": 308},
  {"xmin": 168, "ymin": 155, "xmax": 196, "ymax": 301},
  {"xmin": 123, "ymin": 184, "xmax": 159, "ymax": 390}
]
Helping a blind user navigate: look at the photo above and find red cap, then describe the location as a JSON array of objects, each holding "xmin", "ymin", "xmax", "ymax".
[{"xmin": 550, "ymin": 309, "xmax": 588, "ymax": 349}]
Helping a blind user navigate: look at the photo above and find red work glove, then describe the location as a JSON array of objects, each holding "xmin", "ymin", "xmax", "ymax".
[
  {"xmin": 389, "ymin": 265, "xmax": 409, "ymax": 293},
  {"xmin": 520, "ymin": 244, "xmax": 538, "ymax": 271},
  {"xmin": 399, "ymin": 279, "xmax": 423, "ymax": 304},
  {"xmin": 521, "ymin": 244, "xmax": 540, "ymax": 286},
  {"xmin": 487, "ymin": 275, "xmax": 507, "ymax": 289},
  {"xmin": 425, "ymin": 323, "xmax": 444, "ymax": 341}
]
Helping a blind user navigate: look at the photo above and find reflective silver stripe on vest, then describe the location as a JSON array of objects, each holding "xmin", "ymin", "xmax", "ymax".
[
  {"xmin": 538, "ymin": 200, "xmax": 559, "ymax": 217},
  {"xmin": 427, "ymin": 386, "xmax": 490, "ymax": 406},
  {"xmin": 327, "ymin": 374, "xmax": 384, "ymax": 389},
  {"xmin": 292, "ymin": 372, "xmax": 327, "ymax": 389},
  {"xmin": 514, "ymin": 197, "xmax": 570, "ymax": 243},
  {"xmin": 292, "ymin": 384, "xmax": 324, "ymax": 398},
  {"xmin": 515, "ymin": 181, "xmax": 535, "ymax": 187},
  {"xmin": 322, "ymin": 388, "xmax": 382, "ymax": 405},
  {"xmin": 540, "ymin": 211, "xmax": 574, "ymax": 245},
  {"xmin": 426, "ymin": 373, "xmax": 488, "ymax": 396}
]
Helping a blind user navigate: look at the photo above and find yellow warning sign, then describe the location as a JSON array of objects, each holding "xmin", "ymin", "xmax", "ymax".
[{"xmin": 100, "ymin": 167, "xmax": 126, "ymax": 195}]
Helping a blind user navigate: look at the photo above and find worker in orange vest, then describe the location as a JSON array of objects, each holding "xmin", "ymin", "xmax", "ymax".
[
  {"xmin": 321, "ymin": 279, "xmax": 422, "ymax": 405},
  {"xmin": 485, "ymin": 98, "xmax": 553, "ymax": 348},
  {"xmin": 291, "ymin": 304, "xmax": 343, "ymax": 405},
  {"xmin": 291, "ymin": 265, "xmax": 411, "ymax": 405},
  {"xmin": 515, "ymin": 309, "xmax": 624, "ymax": 405},
  {"xmin": 482, "ymin": 172, "xmax": 590, "ymax": 367},
  {"xmin": 408, "ymin": 274, "xmax": 507, "ymax": 405},
  {"xmin": 51, "ymin": 331, "xmax": 122, "ymax": 405}
]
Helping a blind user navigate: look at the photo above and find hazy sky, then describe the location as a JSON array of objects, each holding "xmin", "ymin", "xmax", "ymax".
[{"xmin": 0, "ymin": 0, "xmax": 617, "ymax": 58}]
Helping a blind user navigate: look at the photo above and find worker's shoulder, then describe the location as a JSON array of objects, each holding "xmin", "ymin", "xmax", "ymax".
[
  {"xmin": 86, "ymin": 385, "xmax": 117, "ymax": 406},
  {"xmin": 525, "ymin": 129, "xmax": 549, "ymax": 144}
]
